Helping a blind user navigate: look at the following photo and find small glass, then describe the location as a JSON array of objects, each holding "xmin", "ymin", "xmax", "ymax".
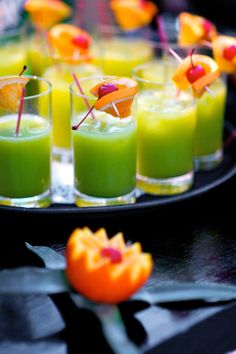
[
  {"xmin": 0, "ymin": 26, "xmax": 29, "ymax": 76},
  {"xmin": 91, "ymin": 25, "xmax": 154, "ymax": 77},
  {"xmin": 0, "ymin": 76, "xmax": 52, "ymax": 208},
  {"xmin": 70, "ymin": 76, "xmax": 137, "ymax": 207},
  {"xmin": 194, "ymin": 75, "xmax": 227, "ymax": 171},
  {"xmin": 133, "ymin": 62, "xmax": 197, "ymax": 195}
]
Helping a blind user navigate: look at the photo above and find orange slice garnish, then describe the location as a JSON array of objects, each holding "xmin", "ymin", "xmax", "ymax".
[
  {"xmin": 178, "ymin": 12, "xmax": 217, "ymax": 46},
  {"xmin": 110, "ymin": 0, "xmax": 158, "ymax": 31},
  {"xmin": 172, "ymin": 54, "xmax": 220, "ymax": 98},
  {"xmin": 24, "ymin": 0, "xmax": 71, "ymax": 30},
  {"xmin": 90, "ymin": 77, "xmax": 138, "ymax": 118},
  {"xmin": 66, "ymin": 227, "xmax": 153, "ymax": 304},
  {"xmin": 48, "ymin": 24, "xmax": 92, "ymax": 63},
  {"xmin": 0, "ymin": 77, "xmax": 29, "ymax": 112},
  {"xmin": 212, "ymin": 35, "xmax": 236, "ymax": 74}
]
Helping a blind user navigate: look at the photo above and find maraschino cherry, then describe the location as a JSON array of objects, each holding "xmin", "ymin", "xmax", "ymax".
[
  {"xmin": 72, "ymin": 35, "xmax": 90, "ymax": 50},
  {"xmin": 98, "ymin": 83, "xmax": 119, "ymax": 98},
  {"xmin": 223, "ymin": 45, "xmax": 236, "ymax": 61},
  {"xmin": 186, "ymin": 49, "xmax": 206, "ymax": 83},
  {"xmin": 202, "ymin": 20, "xmax": 213, "ymax": 37},
  {"xmin": 101, "ymin": 247, "xmax": 123, "ymax": 263}
]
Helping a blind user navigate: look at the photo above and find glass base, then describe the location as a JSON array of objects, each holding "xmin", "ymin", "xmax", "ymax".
[
  {"xmin": 51, "ymin": 160, "xmax": 74, "ymax": 204},
  {"xmin": 137, "ymin": 171, "xmax": 193, "ymax": 195},
  {"xmin": 194, "ymin": 149, "xmax": 223, "ymax": 171},
  {"xmin": 0, "ymin": 190, "xmax": 51, "ymax": 208},
  {"xmin": 75, "ymin": 190, "xmax": 136, "ymax": 207}
]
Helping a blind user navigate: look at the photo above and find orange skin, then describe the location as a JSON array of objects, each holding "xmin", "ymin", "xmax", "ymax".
[
  {"xmin": 212, "ymin": 35, "xmax": 236, "ymax": 74},
  {"xmin": 110, "ymin": 0, "xmax": 158, "ymax": 31},
  {"xmin": 48, "ymin": 24, "xmax": 92, "ymax": 63},
  {"xmin": 178, "ymin": 12, "xmax": 217, "ymax": 46},
  {"xmin": 90, "ymin": 77, "xmax": 138, "ymax": 118},
  {"xmin": 66, "ymin": 227, "xmax": 153, "ymax": 304},
  {"xmin": 24, "ymin": 0, "xmax": 71, "ymax": 30},
  {"xmin": 0, "ymin": 77, "xmax": 29, "ymax": 112},
  {"xmin": 172, "ymin": 54, "xmax": 220, "ymax": 98}
]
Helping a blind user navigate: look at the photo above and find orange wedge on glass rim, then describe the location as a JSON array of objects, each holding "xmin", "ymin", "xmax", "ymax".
[
  {"xmin": 90, "ymin": 77, "xmax": 138, "ymax": 118},
  {"xmin": 178, "ymin": 12, "xmax": 217, "ymax": 46},
  {"xmin": 66, "ymin": 227, "xmax": 153, "ymax": 304},
  {"xmin": 24, "ymin": 0, "xmax": 71, "ymax": 30},
  {"xmin": 110, "ymin": 0, "xmax": 158, "ymax": 31},
  {"xmin": 48, "ymin": 23, "xmax": 92, "ymax": 63},
  {"xmin": 212, "ymin": 35, "xmax": 236, "ymax": 74},
  {"xmin": 172, "ymin": 54, "xmax": 220, "ymax": 98},
  {"xmin": 0, "ymin": 76, "xmax": 29, "ymax": 112}
]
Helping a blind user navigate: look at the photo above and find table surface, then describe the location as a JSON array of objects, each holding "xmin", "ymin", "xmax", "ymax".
[{"xmin": 1, "ymin": 80, "xmax": 236, "ymax": 354}]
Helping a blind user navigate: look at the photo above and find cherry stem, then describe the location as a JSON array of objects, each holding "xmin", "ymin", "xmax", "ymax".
[
  {"xmin": 15, "ymin": 87, "xmax": 25, "ymax": 136},
  {"xmin": 72, "ymin": 72, "xmax": 96, "ymax": 120},
  {"xmin": 156, "ymin": 15, "xmax": 169, "ymax": 52},
  {"xmin": 72, "ymin": 105, "xmax": 95, "ymax": 130},
  {"xmin": 19, "ymin": 65, "xmax": 27, "ymax": 76},
  {"xmin": 189, "ymin": 48, "xmax": 195, "ymax": 68}
]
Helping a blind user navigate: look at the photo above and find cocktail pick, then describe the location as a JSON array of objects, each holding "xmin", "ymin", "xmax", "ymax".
[
  {"xmin": 15, "ymin": 86, "xmax": 26, "ymax": 136},
  {"xmin": 156, "ymin": 15, "xmax": 169, "ymax": 53},
  {"xmin": 72, "ymin": 72, "xmax": 96, "ymax": 120}
]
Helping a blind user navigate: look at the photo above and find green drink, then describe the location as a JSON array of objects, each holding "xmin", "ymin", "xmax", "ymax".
[
  {"xmin": 194, "ymin": 78, "xmax": 227, "ymax": 170},
  {"xmin": 72, "ymin": 112, "xmax": 137, "ymax": 206},
  {"xmin": 0, "ymin": 115, "xmax": 51, "ymax": 203}
]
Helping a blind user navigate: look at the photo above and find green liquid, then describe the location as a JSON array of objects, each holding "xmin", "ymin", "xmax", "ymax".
[
  {"xmin": 194, "ymin": 78, "xmax": 227, "ymax": 157},
  {"xmin": 73, "ymin": 112, "xmax": 137, "ymax": 198},
  {"xmin": 137, "ymin": 91, "xmax": 197, "ymax": 178},
  {"xmin": 0, "ymin": 115, "xmax": 51, "ymax": 198}
]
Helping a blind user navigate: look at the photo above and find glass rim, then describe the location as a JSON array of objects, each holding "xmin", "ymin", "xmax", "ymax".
[
  {"xmin": 132, "ymin": 61, "xmax": 178, "ymax": 87},
  {"xmin": 0, "ymin": 75, "xmax": 52, "ymax": 100}
]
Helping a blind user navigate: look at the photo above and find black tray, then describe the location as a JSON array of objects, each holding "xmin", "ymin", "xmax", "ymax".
[{"xmin": 1, "ymin": 119, "xmax": 236, "ymax": 217}]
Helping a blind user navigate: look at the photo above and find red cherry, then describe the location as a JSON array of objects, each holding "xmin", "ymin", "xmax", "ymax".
[
  {"xmin": 72, "ymin": 35, "xmax": 90, "ymax": 50},
  {"xmin": 186, "ymin": 65, "xmax": 206, "ymax": 83},
  {"xmin": 98, "ymin": 83, "xmax": 119, "ymax": 98},
  {"xmin": 101, "ymin": 247, "xmax": 123, "ymax": 263},
  {"xmin": 223, "ymin": 45, "xmax": 236, "ymax": 61},
  {"xmin": 202, "ymin": 20, "xmax": 213, "ymax": 36}
]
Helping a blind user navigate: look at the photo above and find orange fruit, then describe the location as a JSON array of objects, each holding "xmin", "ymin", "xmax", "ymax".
[
  {"xmin": 90, "ymin": 77, "xmax": 138, "ymax": 118},
  {"xmin": 172, "ymin": 54, "xmax": 220, "ymax": 98},
  {"xmin": 24, "ymin": 0, "xmax": 71, "ymax": 30},
  {"xmin": 48, "ymin": 24, "xmax": 92, "ymax": 63},
  {"xmin": 0, "ymin": 77, "xmax": 29, "ymax": 112},
  {"xmin": 212, "ymin": 35, "xmax": 236, "ymax": 74},
  {"xmin": 178, "ymin": 12, "xmax": 217, "ymax": 46},
  {"xmin": 110, "ymin": 0, "xmax": 158, "ymax": 31},
  {"xmin": 66, "ymin": 227, "xmax": 153, "ymax": 304}
]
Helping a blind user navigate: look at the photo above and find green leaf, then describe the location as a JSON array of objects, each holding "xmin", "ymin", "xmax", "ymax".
[
  {"xmin": 70, "ymin": 293, "xmax": 141, "ymax": 354},
  {"xmin": 0, "ymin": 267, "xmax": 70, "ymax": 295},
  {"xmin": 25, "ymin": 243, "xmax": 66, "ymax": 269},
  {"xmin": 133, "ymin": 282, "xmax": 236, "ymax": 304}
]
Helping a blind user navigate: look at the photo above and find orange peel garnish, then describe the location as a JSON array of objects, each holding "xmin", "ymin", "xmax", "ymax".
[
  {"xmin": 66, "ymin": 227, "xmax": 153, "ymax": 304},
  {"xmin": 172, "ymin": 54, "xmax": 220, "ymax": 98},
  {"xmin": 212, "ymin": 35, "xmax": 236, "ymax": 74},
  {"xmin": 178, "ymin": 12, "xmax": 217, "ymax": 46},
  {"xmin": 48, "ymin": 24, "xmax": 92, "ymax": 63},
  {"xmin": 110, "ymin": 0, "xmax": 158, "ymax": 31},
  {"xmin": 90, "ymin": 77, "xmax": 138, "ymax": 118},
  {"xmin": 24, "ymin": 0, "xmax": 71, "ymax": 30},
  {"xmin": 0, "ymin": 76, "xmax": 29, "ymax": 112}
]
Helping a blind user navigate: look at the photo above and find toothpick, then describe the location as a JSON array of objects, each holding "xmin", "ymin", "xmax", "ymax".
[
  {"xmin": 72, "ymin": 73, "xmax": 96, "ymax": 120},
  {"xmin": 168, "ymin": 48, "xmax": 215, "ymax": 97},
  {"xmin": 15, "ymin": 87, "xmax": 25, "ymax": 136}
]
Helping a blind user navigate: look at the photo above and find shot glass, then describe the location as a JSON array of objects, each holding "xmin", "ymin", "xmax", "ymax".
[
  {"xmin": 133, "ymin": 62, "xmax": 197, "ymax": 195},
  {"xmin": 194, "ymin": 75, "xmax": 227, "ymax": 171},
  {"xmin": 0, "ymin": 76, "xmax": 52, "ymax": 208},
  {"xmin": 70, "ymin": 76, "xmax": 137, "ymax": 207},
  {"xmin": 0, "ymin": 26, "xmax": 28, "ymax": 76}
]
